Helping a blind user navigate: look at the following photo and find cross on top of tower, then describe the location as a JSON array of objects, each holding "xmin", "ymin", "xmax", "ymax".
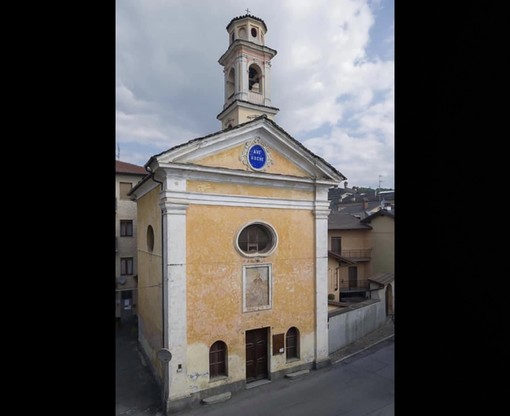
[{"xmin": 245, "ymin": 8, "xmax": 250, "ymax": 14}]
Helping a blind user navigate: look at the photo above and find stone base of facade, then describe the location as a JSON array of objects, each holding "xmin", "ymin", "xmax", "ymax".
[
  {"xmin": 165, "ymin": 379, "xmax": 246, "ymax": 414},
  {"xmin": 165, "ymin": 361, "xmax": 315, "ymax": 414},
  {"xmin": 312, "ymin": 357, "xmax": 332, "ymax": 370}
]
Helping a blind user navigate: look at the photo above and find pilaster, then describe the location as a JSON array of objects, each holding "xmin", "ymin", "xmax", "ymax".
[
  {"xmin": 159, "ymin": 178, "xmax": 189, "ymax": 402},
  {"xmin": 313, "ymin": 186, "xmax": 332, "ymax": 368}
]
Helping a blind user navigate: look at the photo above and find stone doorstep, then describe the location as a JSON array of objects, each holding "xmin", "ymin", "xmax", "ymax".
[
  {"xmin": 284, "ymin": 369, "xmax": 310, "ymax": 379},
  {"xmin": 201, "ymin": 391, "xmax": 232, "ymax": 405},
  {"xmin": 200, "ymin": 370, "xmax": 311, "ymax": 407}
]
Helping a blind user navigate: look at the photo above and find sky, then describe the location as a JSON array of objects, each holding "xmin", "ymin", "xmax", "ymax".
[{"xmin": 116, "ymin": 0, "xmax": 394, "ymax": 189}]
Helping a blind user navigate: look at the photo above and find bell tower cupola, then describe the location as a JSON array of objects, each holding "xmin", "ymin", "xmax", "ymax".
[{"xmin": 217, "ymin": 12, "xmax": 279, "ymax": 129}]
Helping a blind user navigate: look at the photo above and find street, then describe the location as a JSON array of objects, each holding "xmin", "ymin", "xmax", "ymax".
[
  {"xmin": 116, "ymin": 316, "xmax": 394, "ymax": 416},
  {"xmin": 181, "ymin": 339, "xmax": 394, "ymax": 416}
]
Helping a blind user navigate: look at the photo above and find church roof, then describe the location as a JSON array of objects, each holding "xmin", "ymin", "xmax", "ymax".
[
  {"xmin": 147, "ymin": 115, "xmax": 345, "ymax": 180},
  {"xmin": 226, "ymin": 14, "xmax": 267, "ymax": 32}
]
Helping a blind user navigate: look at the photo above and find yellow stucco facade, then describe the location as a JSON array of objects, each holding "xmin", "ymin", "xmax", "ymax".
[
  {"xmin": 132, "ymin": 116, "xmax": 344, "ymax": 409},
  {"xmin": 136, "ymin": 186, "xmax": 164, "ymax": 379},
  {"xmin": 367, "ymin": 215, "xmax": 394, "ymax": 274},
  {"xmin": 186, "ymin": 204, "xmax": 316, "ymax": 390},
  {"xmin": 196, "ymin": 142, "xmax": 309, "ymax": 177}
]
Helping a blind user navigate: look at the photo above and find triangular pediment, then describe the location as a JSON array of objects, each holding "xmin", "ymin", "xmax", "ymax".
[{"xmin": 150, "ymin": 116, "xmax": 345, "ymax": 182}]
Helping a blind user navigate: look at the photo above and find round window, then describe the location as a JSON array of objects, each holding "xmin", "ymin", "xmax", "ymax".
[
  {"xmin": 236, "ymin": 222, "xmax": 277, "ymax": 256},
  {"xmin": 147, "ymin": 225, "xmax": 154, "ymax": 252},
  {"xmin": 251, "ymin": 27, "xmax": 257, "ymax": 38}
]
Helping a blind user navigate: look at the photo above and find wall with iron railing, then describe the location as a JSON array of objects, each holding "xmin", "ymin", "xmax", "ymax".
[{"xmin": 340, "ymin": 249, "xmax": 372, "ymax": 259}]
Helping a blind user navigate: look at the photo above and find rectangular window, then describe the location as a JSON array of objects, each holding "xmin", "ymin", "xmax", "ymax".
[
  {"xmin": 120, "ymin": 220, "xmax": 133, "ymax": 237},
  {"xmin": 120, "ymin": 257, "xmax": 134, "ymax": 275},
  {"xmin": 331, "ymin": 237, "xmax": 342, "ymax": 254},
  {"xmin": 119, "ymin": 182, "xmax": 132, "ymax": 200},
  {"xmin": 243, "ymin": 264, "xmax": 272, "ymax": 312}
]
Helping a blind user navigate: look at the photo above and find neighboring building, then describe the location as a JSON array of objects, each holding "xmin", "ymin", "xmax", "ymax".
[
  {"xmin": 327, "ymin": 207, "xmax": 394, "ymax": 312},
  {"xmin": 329, "ymin": 182, "xmax": 394, "ymax": 213},
  {"xmin": 327, "ymin": 212, "xmax": 373, "ymax": 302},
  {"xmin": 129, "ymin": 13, "xmax": 345, "ymax": 413},
  {"xmin": 115, "ymin": 160, "xmax": 147, "ymax": 321},
  {"xmin": 361, "ymin": 209, "xmax": 394, "ymax": 275}
]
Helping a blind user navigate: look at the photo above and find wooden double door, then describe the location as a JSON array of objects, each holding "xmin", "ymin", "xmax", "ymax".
[{"xmin": 245, "ymin": 328, "xmax": 268, "ymax": 383}]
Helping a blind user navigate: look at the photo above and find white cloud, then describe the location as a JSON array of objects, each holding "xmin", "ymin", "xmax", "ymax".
[{"xmin": 116, "ymin": 0, "xmax": 394, "ymax": 188}]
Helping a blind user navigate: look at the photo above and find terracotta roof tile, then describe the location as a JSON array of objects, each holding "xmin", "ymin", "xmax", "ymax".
[{"xmin": 115, "ymin": 160, "xmax": 147, "ymax": 175}]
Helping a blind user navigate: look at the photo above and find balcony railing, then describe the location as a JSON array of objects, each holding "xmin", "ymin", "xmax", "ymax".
[
  {"xmin": 338, "ymin": 278, "xmax": 370, "ymax": 292},
  {"xmin": 340, "ymin": 249, "xmax": 372, "ymax": 260}
]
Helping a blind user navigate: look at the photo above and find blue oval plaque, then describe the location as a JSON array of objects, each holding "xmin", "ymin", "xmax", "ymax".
[{"xmin": 248, "ymin": 144, "xmax": 267, "ymax": 170}]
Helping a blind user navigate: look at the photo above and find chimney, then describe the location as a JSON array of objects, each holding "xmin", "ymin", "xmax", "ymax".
[
  {"xmin": 344, "ymin": 181, "xmax": 348, "ymax": 189},
  {"xmin": 363, "ymin": 197, "xmax": 369, "ymax": 210}
]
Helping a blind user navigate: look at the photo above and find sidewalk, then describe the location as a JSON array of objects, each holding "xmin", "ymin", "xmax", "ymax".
[{"xmin": 328, "ymin": 316, "xmax": 394, "ymax": 364}]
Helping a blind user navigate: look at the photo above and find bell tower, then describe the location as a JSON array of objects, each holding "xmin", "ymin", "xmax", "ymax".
[{"xmin": 217, "ymin": 13, "xmax": 279, "ymax": 129}]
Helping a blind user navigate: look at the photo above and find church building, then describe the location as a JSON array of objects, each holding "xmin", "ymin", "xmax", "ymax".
[{"xmin": 129, "ymin": 13, "xmax": 346, "ymax": 412}]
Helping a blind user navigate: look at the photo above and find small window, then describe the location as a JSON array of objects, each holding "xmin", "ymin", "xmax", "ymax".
[
  {"xmin": 286, "ymin": 327, "xmax": 299, "ymax": 360},
  {"xmin": 146, "ymin": 225, "xmax": 154, "ymax": 252},
  {"xmin": 251, "ymin": 27, "xmax": 257, "ymax": 38},
  {"xmin": 209, "ymin": 341, "xmax": 227, "ymax": 378},
  {"xmin": 331, "ymin": 237, "xmax": 342, "ymax": 254},
  {"xmin": 119, "ymin": 182, "xmax": 132, "ymax": 200},
  {"xmin": 237, "ymin": 222, "xmax": 277, "ymax": 257},
  {"xmin": 120, "ymin": 257, "xmax": 134, "ymax": 275},
  {"xmin": 120, "ymin": 220, "xmax": 133, "ymax": 237}
]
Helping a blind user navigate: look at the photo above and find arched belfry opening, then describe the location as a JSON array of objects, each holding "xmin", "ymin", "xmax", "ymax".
[
  {"xmin": 249, "ymin": 64, "xmax": 262, "ymax": 93},
  {"xmin": 227, "ymin": 67, "xmax": 235, "ymax": 98},
  {"xmin": 217, "ymin": 13, "xmax": 279, "ymax": 128}
]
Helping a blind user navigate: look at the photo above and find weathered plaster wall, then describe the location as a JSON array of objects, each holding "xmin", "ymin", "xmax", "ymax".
[
  {"xmin": 370, "ymin": 216, "xmax": 394, "ymax": 274},
  {"xmin": 328, "ymin": 300, "xmax": 386, "ymax": 353},
  {"xmin": 187, "ymin": 180, "xmax": 313, "ymax": 200},
  {"xmin": 196, "ymin": 143, "xmax": 310, "ymax": 177},
  {"xmin": 136, "ymin": 186, "xmax": 164, "ymax": 380},
  {"xmin": 185, "ymin": 203, "xmax": 316, "ymax": 392},
  {"xmin": 328, "ymin": 229, "xmax": 371, "ymax": 251}
]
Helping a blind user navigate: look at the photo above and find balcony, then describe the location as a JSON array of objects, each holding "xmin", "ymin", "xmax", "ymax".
[{"xmin": 340, "ymin": 249, "xmax": 371, "ymax": 262}]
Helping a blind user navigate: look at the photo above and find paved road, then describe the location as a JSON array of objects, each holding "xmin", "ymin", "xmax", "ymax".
[
  {"xmin": 116, "ymin": 317, "xmax": 394, "ymax": 416},
  {"xmin": 181, "ymin": 339, "xmax": 394, "ymax": 416},
  {"xmin": 116, "ymin": 317, "xmax": 163, "ymax": 415}
]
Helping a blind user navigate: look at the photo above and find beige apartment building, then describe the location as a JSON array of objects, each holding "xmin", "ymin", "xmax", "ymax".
[
  {"xmin": 327, "ymin": 206, "xmax": 394, "ymax": 313},
  {"xmin": 115, "ymin": 160, "xmax": 147, "ymax": 321}
]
